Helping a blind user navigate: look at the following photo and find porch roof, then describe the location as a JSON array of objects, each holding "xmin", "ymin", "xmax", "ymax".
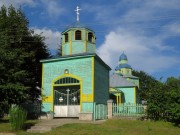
[{"xmin": 110, "ymin": 74, "xmax": 136, "ymax": 87}]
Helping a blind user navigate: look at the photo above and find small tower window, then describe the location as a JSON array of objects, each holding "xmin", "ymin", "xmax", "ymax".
[
  {"xmin": 75, "ymin": 30, "xmax": 81, "ymax": 40},
  {"xmin": 64, "ymin": 33, "xmax": 68, "ymax": 42},
  {"xmin": 88, "ymin": 32, "xmax": 93, "ymax": 42}
]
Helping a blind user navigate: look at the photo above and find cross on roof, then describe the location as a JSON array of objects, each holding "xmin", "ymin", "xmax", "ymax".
[{"xmin": 74, "ymin": 6, "xmax": 81, "ymax": 22}]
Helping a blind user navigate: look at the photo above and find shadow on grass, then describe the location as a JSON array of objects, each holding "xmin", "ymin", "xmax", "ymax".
[
  {"xmin": 172, "ymin": 123, "xmax": 180, "ymax": 128},
  {"xmin": 0, "ymin": 118, "xmax": 9, "ymax": 123},
  {"xmin": 22, "ymin": 119, "xmax": 39, "ymax": 131}
]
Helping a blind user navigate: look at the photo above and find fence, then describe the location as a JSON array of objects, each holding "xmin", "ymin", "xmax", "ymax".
[
  {"xmin": 94, "ymin": 103, "xmax": 107, "ymax": 120},
  {"xmin": 112, "ymin": 103, "xmax": 144, "ymax": 117}
]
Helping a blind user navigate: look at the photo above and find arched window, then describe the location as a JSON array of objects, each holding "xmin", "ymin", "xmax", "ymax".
[
  {"xmin": 88, "ymin": 32, "xmax": 93, "ymax": 42},
  {"xmin": 54, "ymin": 77, "xmax": 80, "ymax": 84},
  {"xmin": 75, "ymin": 30, "xmax": 81, "ymax": 40},
  {"xmin": 64, "ymin": 33, "xmax": 68, "ymax": 42}
]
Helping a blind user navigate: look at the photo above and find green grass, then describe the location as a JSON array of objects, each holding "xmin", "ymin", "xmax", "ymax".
[
  {"xmin": 0, "ymin": 118, "xmax": 12, "ymax": 132},
  {"xmin": 44, "ymin": 119, "xmax": 180, "ymax": 135},
  {"xmin": 0, "ymin": 119, "xmax": 180, "ymax": 135},
  {"xmin": 0, "ymin": 117, "xmax": 38, "ymax": 134}
]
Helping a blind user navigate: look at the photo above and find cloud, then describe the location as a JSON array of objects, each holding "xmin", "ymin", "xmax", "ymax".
[
  {"xmin": 32, "ymin": 28, "xmax": 61, "ymax": 50},
  {"xmin": 40, "ymin": 0, "xmax": 65, "ymax": 19},
  {"xmin": 166, "ymin": 23, "xmax": 180, "ymax": 34},
  {"xmin": 0, "ymin": 0, "xmax": 65, "ymax": 20},
  {"xmin": 97, "ymin": 28, "xmax": 179, "ymax": 74},
  {"xmin": 83, "ymin": 0, "xmax": 180, "ymax": 25},
  {"xmin": 88, "ymin": 0, "xmax": 180, "ymax": 75},
  {"xmin": 0, "ymin": 0, "xmax": 35, "ymax": 8}
]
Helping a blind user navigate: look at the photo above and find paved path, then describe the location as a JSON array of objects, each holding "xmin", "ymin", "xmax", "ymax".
[
  {"xmin": 27, "ymin": 118, "xmax": 106, "ymax": 133},
  {"xmin": 39, "ymin": 118, "xmax": 104, "ymax": 127}
]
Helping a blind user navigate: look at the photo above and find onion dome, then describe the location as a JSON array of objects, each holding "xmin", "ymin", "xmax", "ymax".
[{"xmin": 119, "ymin": 52, "xmax": 127, "ymax": 61}]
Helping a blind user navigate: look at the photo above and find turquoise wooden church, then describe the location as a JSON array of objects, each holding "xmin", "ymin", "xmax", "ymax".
[
  {"xmin": 109, "ymin": 52, "xmax": 139, "ymax": 104},
  {"xmin": 40, "ymin": 8, "xmax": 110, "ymax": 119}
]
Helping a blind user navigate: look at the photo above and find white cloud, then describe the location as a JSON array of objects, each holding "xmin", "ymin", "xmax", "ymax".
[
  {"xmin": 97, "ymin": 28, "xmax": 179, "ymax": 74},
  {"xmin": 40, "ymin": 0, "xmax": 65, "ymax": 19},
  {"xmin": 33, "ymin": 28, "xmax": 61, "ymax": 50},
  {"xmin": 0, "ymin": 0, "xmax": 35, "ymax": 8},
  {"xmin": 166, "ymin": 23, "xmax": 180, "ymax": 34},
  {"xmin": 90, "ymin": 0, "xmax": 180, "ymax": 74},
  {"xmin": 120, "ymin": 0, "xmax": 180, "ymax": 23},
  {"xmin": 0, "ymin": 0, "xmax": 65, "ymax": 19},
  {"xmin": 146, "ymin": 0, "xmax": 180, "ymax": 9}
]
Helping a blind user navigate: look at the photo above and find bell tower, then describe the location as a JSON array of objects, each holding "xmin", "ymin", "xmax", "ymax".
[{"xmin": 61, "ymin": 6, "xmax": 96, "ymax": 56}]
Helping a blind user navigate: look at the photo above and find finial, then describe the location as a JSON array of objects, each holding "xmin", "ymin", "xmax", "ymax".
[{"xmin": 74, "ymin": 6, "xmax": 81, "ymax": 22}]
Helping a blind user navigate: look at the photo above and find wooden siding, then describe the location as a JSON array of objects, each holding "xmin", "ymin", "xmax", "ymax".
[
  {"xmin": 94, "ymin": 58, "xmax": 109, "ymax": 104},
  {"xmin": 42, "ymin": 57, "xmax": 93, "ymax": 112}
]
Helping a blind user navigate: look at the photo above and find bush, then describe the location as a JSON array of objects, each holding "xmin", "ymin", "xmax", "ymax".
[
  {"xmin": 0, "ymin": 102, "xmax": 9, "ymax": 118},
  {"xmin": 167, "ymin": 88, "xmax": 180, "ymax": 125},
  {"xmin": 0, "ymin": 103, "xmax": 5, "ymax": 118},
  {"xmin": 9, "ymin": 105, "xmax": 27, "ymax": 131}
]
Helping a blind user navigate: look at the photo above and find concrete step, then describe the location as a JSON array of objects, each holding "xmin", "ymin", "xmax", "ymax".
[
  {"xmin": 27, "ymin": 125, "xmax": 53, "ymax": 133},
  {"xmin": 30, "ymin": 125, "xmax": 52, "ymax": 130},
  {"xmin": 27, "ymin": 128, "xmax": 51, "ymax": 133}
]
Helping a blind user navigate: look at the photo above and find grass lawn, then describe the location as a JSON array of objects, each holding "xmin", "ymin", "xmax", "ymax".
[
  {"xmin": 0, "ymin": 118, "xmax": 180, "ymax": 135},
  {"xmin": 0, "ymin": 118, "xmax": 38, "ymax": 134}
]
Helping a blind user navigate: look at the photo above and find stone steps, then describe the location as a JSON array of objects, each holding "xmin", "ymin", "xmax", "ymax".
[{"xmin": 27, "ymin": 125, "xmax": 53, "ymax": 133}]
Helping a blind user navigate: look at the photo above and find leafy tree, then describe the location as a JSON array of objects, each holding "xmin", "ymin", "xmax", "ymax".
[
  {"xmin": 147, "ymin": 83, "xmax": 169, "ymax": 120},
  {"xmin": 165, "ymin": 76, "xmax": 180, "ymax": 90},
  {"xmin": 165, "ymin": 77, "xmax": 180, "ymax": 125},
  {"xmin": 145, "ymin": 75, "xmax": 180, "ymax": 125},
  {"xmin": 0, "ymin": 5, "xmax": 50, "ymax": 111},
  {"xmin": 132, "ymin": 70, "xmax": 160, "ymax": 100},
  {"xmin": 167, "ymin": 87, "xmax": 180, "ymax": 125}
]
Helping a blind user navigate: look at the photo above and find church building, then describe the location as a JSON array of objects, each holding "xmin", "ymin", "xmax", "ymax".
[
  {"xmin": 109, "ymin": 52, "xmax": 139, "ymax": 104},
  {"xmin": 40, "ymin": 7, "xmax": 111, "ymax": 119}
]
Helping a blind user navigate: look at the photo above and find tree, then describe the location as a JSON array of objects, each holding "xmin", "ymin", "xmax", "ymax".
[
  {"xmin": 145, "ymin": 76, "xmax": 180, "ymax": 125},
  {"xmin": 146, "ymin": 83, "xmax": 169, "ymax": 120},
  {"xmin": 165, "ymin": 77, "xmax": 180, "ymax": 125},
  {"xmin": 132, "ymin": 70, "xmax": 161, "ymax": 100},
  {"xmin": 167, "ymin": 87, "xmax": 180, "ymax": 125},
  {"xmin": 165, "ymin": 77, "xmax": 180, "ymax": 90},
  {"xmin": 0, "ymin": 5, "xmax": 50, "ymax": 111},
  {"xmin": 132, "ymin": 70, "xmax": 170, "ymax": 120}
]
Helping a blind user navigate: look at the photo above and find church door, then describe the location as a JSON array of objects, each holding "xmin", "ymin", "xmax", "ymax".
[{"xmin": 53, "ymin": 77, "xmax": 80, "ymax": 117}]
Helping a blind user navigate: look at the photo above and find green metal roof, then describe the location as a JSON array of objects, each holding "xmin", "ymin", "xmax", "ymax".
[
  {"xmin": 62, "ymin": 22, "xmax": 94, "ymax": 33},
  {"xmin": 40, "ymin": 53, "xmax": 111, "ymax": 70}
]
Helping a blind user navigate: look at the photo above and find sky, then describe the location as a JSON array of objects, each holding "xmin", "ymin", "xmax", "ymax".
[{"xmin": 1, "ymin": 0, "xmax": 180, "ymax": 81}]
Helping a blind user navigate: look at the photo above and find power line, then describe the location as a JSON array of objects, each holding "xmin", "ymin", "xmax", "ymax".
[
  {"xmin": 0, "ymin": 14, "xmax": 180, "ymax": 31},
  {"xmin": 0, "ymin": 24, "xmax": 179, "ymax": 35}
]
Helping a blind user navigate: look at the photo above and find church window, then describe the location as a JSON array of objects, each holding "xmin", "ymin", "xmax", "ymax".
[
  {"xmin": 64, "ymin": 33, "xmax": 68, "ymax": 42},
  {"xmin": 75, "ymin": 30, "xmax": 81, "ymax": 40},
  {"xmin": 88, "ymin": 32, "xmax": 93, "ymax": 42},
  {"xmin": 54, "ymin": 77, "xmax": 80, "ymax": 84}
]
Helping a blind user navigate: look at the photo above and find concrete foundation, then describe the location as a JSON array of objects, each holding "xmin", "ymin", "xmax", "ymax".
[{"xmin": 79, "ymin": 112, "xmax": 93, "ymax": 121}]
